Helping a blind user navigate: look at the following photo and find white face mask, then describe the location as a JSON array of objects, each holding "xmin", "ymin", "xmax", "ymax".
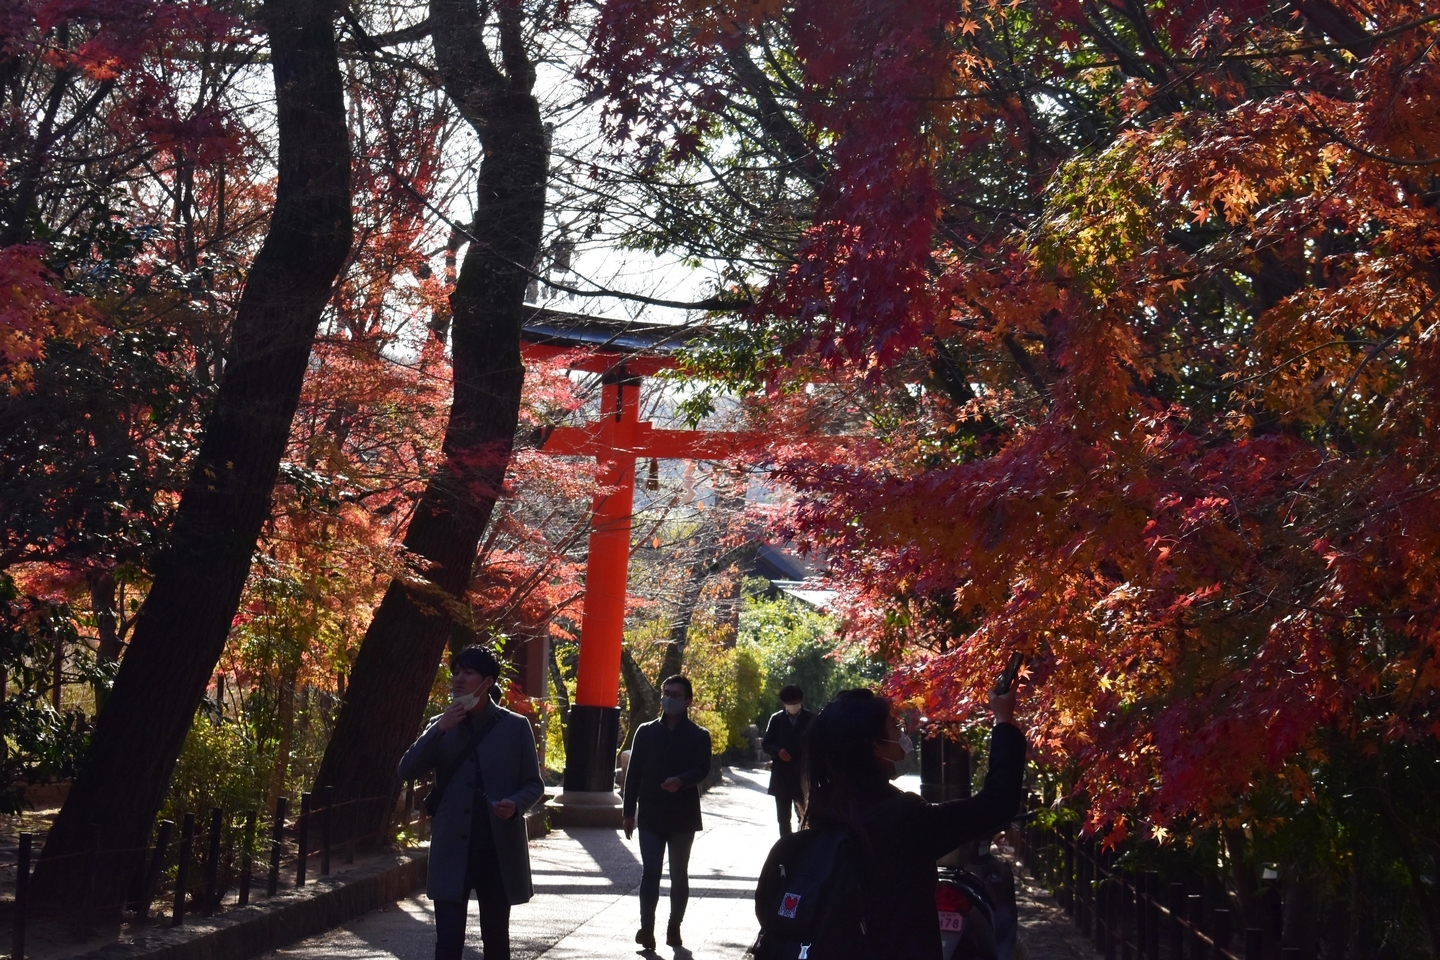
[
  {"xmin": 661, "ymin": 695, "xmax": 687, "ymax": 715},
  {"xmin": 784, "ymin": 702, "xmax": 803, "ymax": 715},
  {"xmin": 452, "ymin": 691, "xmax": 480, "ymax": 711},
  {"xmin": 881, "ymin": 733, "xmax": 914, "ymax": 779}
]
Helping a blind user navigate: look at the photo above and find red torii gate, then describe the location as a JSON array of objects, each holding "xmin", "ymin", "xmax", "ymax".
[{"xmin": 520, "ymin": 312, "xmax": 759, "ymax": 813}]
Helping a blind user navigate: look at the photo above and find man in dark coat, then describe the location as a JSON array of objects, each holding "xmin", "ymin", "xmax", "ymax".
[
  {"xmin": 761, "ymin": 684, "xmax": 813, "ymax": 836},
  {"xmin": 398, "ymin": 645, "xmax": 544, "ymax": 960},
  {"xmin": 622, "ymin": 674, "xmax": 712, "ymax": 951}
]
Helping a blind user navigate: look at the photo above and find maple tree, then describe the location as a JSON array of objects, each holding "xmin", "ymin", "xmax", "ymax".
[
  {"xmin": 591, "ymin": 0, "xmax": 1440, "ymax": 951},
  {"xmin": 26, "ymin": 0, "xmax": 353, "ymax": 904},
  {"xmin": 312, "ymin": 0, "xmax": 553, "ymax": 843},
  {"xmin": 0, "ymin": 0, "xmax": 285, "ymax": 811}
]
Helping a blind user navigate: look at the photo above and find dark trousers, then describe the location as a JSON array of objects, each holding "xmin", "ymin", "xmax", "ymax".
[
  {"xmin": 638, "ymin": 828, "xmax": 695, "ymax": 932},
  {"xmin": 435, "ymin": 820, "xmax": 511, "ymax": 960},
  {"xmin": 776, "ymin": 794, "xmax": 801, "ymax": 836}
]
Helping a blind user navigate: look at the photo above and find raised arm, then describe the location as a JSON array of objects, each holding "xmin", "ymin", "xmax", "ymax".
[
  {"xmin": 397, "ymin": 718, "xmax": 445, "ymax": 781},
  {"xmin": 910, "ymin": 721, "xmax": 1026, "ymax": 860}
]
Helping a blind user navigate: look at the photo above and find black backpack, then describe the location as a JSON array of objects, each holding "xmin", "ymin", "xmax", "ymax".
[{"xmin": 752, "ymin": 826, "xmax": 873, "ymax": 960}]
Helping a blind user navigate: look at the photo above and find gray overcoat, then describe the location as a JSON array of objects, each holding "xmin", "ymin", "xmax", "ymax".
[{"xmin": 397, "ymin": 702, "xmax": 545, "ymax": 904}]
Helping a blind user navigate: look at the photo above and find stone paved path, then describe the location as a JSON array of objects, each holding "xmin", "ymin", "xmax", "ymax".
[
  {"xmin": 1012, "ymin": 872, "xmax": 1100, "ymax": 960},
  {"xmin": 273, "ymin": 766, "xmax": 1099, "ymax": 960},
  {"xmin": 274, "ymin": 766, "xmax": 773, "ymax": 960}
]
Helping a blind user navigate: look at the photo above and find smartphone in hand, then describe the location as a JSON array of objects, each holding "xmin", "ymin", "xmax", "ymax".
[{"xmin": 994, "ymin": 651, "xmax": 1024, "ymax": 695}]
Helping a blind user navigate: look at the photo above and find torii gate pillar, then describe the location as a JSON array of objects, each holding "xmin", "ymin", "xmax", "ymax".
[{"xmin": 561, "ymin": 371, "xmax": 641, "ymax": 801}]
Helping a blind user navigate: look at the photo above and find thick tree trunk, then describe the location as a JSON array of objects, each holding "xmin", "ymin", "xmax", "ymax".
[
  {"xmin": 30, "ymin": 0, "xmax": 351, "ymax": 907},
  {"xmin": 312, "ymin": 1, "xmax": 546, "ymax": 844}
]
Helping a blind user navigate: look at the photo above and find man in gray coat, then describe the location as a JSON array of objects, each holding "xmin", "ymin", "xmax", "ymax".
[{"xmin": 399, "ymin": 645, "xmax": 544, "ymax": 960}]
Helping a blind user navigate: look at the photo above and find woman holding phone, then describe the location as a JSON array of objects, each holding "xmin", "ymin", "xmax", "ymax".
[{"xmin": 801, "ymin": 676, "xmax": 1025, "ymax": 959}]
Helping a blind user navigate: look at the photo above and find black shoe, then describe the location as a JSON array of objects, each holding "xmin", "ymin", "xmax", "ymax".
[
  {"xmin": 666, "ymin": 923, "xmax": 683, "ymax": 947},
  {"xmin": 636, "ymin": 927, "xmax": 656, "ymax": 950}
]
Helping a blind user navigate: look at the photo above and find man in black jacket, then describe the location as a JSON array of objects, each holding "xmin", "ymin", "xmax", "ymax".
[
  {"xmin": 622, "ymin": 674, "xmax": 712, "ymax": 950},
  {"xmin": 761, "ymin": 684, "xmax": 813, "ymax": 836}
]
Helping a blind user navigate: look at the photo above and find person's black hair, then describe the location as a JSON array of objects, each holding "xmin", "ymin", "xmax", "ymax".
[
  {"xmin": 660, "ymin": 674, "xmax": 693, "ymax": 700},
  {"xmin": 802, "ymin": 688, "xmax": 892, "ymax": 834},
  {"xmin": 450, "ymin": 645, "xmax": 501, "ymax": 680},
  {"xmin": 779, "ymin": 684, "xmax": 804, "ymax": 704}
]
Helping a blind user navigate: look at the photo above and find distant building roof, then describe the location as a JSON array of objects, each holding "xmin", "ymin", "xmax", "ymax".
[
  {"xmin": 521, "ymin": 307, "xmax": 704, "ymax": 355},
  {"xmin": 771, "ymin": 581, "xmax": 838, "ymax": 611},
  {"xmin": 753, "ymin": 543, "xmax": 818, "ymax": 582}
]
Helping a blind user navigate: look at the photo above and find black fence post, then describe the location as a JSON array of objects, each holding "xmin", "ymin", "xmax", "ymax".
[
  {"xmin": 1211, "ymin": 909, "xmax": 1231, "ymax": 960},
  {"xmin": 1124, "ymin": 873, "xmax": 1136, "ymax": 960},
  {"xmin": 1145, "ymin": 873, "xmax": 1161, "ymax": 960},
  {"xmin": 13, "ymin": 832, "xmax": 31, "ymax": 960},
  {"xmin": 1105, "ymin": 876, "xmax": 1119, "ymax": 960},
  {"xmin": 1169, "ymin": 884, "xmax": 1187, "ymax": 960},
  {"xmin": 135, "ymin": 819, "xmax": 174, "ymax": 920},
  {"xmin": 173, "ymin": 812, "xmax": 196, "ymax": 927},
  {"xmin": 82, "ymin": 823, "xmax": 101, "ymax": 934},
  {"xmin": 268, "ymin": 797, "xmax": 287, "ymax": 897},
  {"xmin": 345, "ymin": 782, "xmax": 358, "ymax": 865},
  {"xmin": 296, "ymin": 792, "xmax": 312, "ymax": 887},
  {"xmin": 239, "ymin": 810, "xmax": 257, "ymax": 906},
  {"xmin": 203, "ymin": 808, "xmax": 224, "ymax": 916},
  {"xmin": 320, "ymin": 785, "xmax": 334, "ymax": 877},
  {"xmin": 1188, "ymin": 894, "xmax": 1205, "ymax": 960},
  {"xmin": 1244, "ymin": 927, "xmax": 1263, "ymax": 960},
  {"xmin": 1068, "ymin": 826, "xmax": 1080, "ymax": 914}
]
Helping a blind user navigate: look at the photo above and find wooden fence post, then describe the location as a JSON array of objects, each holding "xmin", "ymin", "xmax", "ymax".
[
  {"xmin": 1059, "ymin": 829, "xmax": 1071, "ymax": 915},
  {"xmin": 135, "ymin": 820, "xmax": 174, "ymax": 920},
  {"xmin": 267, "ymin": 797, "xmax": 287, "ymax": 897},
  {"xmin": 82, "ymin": 823, "xmax": 101, "ymax": 935},
  {"xmin": 345, "ymin": 782, "xmax": 358, "ymax": 865},
  {"xmin": 296, "ymin": 792, "xmax": 312, "ymax": 887},
  {"xmin": 320, "ymin": 785, "xmax": 334, "ymax": 876},
  {"xmin": 1188, "ymin": 894, "xmax": 1205, "ymax": 960},
  {"xmin": 12, "ymin": 832, "xmax": 31, "ymax": 960},
  {"xmin": 1106, "ymin": 874, "xmax": 1119, "ymax": 960},
  {"xmin": 1123, "ymin": 875, "xmax": 1134, "ymax": 960},
  {"xmin": 1211, "ymin": 909, "xmax": 1231, "ymax": 960},
  {"xmin": 173, "ymin": 812, "xmax": 195, "ymax": 927},
  {"xmin": 238, "ymin": 810, "xmax": 256, "ymax": 906},
  {"xmin": 1144, "ymin": 872, "xmax": 1161, "ymax": 960},
  {"xmin": 203, "ymin": 808, "xmax": 224, "ymax": 915},
  {"xmin": 1169, "ymin": 884, "xmax": 1187, "ymax": 960}
]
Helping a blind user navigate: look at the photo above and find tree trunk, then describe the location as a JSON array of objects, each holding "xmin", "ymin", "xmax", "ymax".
[
  {"xmin": 620, "ymin": 647, "xmax": 660, "ymax": 750},
  {"xmin": 620, "ymin": 540, "xmax": 760, "ymax": 747},
  {"xmin": 266, "ymin": 663, "xmax": 298, "ymax": 808},
  {"xmin": 312, "ymin": 1, "xmax": 547, "ymax": 845},
  {"xmin": 88, "ymin": 569, "xmax": 119, "ymax": 711},
  {"xmin": 30, "ymin": 0, "xmax": 351, "ymax": 906}
]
